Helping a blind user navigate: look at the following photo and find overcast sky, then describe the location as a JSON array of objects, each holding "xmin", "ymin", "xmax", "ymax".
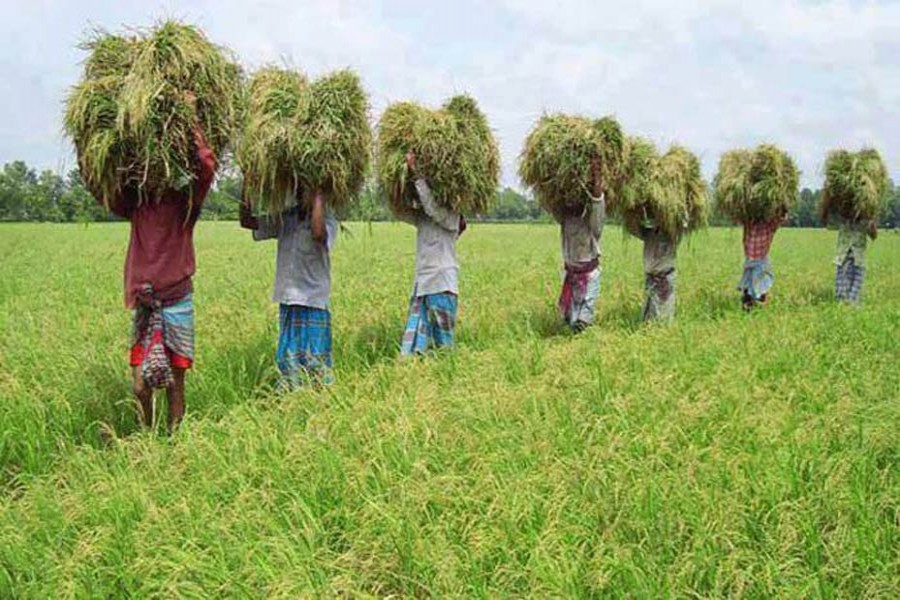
[{"xmin": 1, "ymin": 0, "xmax": 897, "ymax": 188}]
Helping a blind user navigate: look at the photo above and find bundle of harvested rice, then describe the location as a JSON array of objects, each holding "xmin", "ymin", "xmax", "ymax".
[
  {"xmin": 714, "ymin": 144, "xmax": 799, "ymax": 223},
  {"xmin": 820, "ymin": 148, "xmax": 889, "ymax": 222},
  {"xmin": 617, "ymin": 140, "xmax": 708, "ymax": 239},
  {"xmin": 295, "ymin": 70, "xmax": 371, "ymax": 209},
  {"xmin": 519, "ymin": 114, "xmax": 624, "ymax": 221},
  {"xmin": 238, "ymin": 67, "xmax": 371, "ymax": 213},
  {"xmin": 64, "ymin": 21, "xmax": 242, "ymax": 207},
  {"xmin": 376, "ymin": 95, "xmax": 499, "ymax": 217}
]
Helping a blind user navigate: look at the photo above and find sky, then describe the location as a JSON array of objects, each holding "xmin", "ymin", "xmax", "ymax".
[{"xmin": 1, "ymin": 0, "xmax": 898, "ymax": 189}]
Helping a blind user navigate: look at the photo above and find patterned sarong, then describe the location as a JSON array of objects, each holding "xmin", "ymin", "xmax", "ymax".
[
  {"xmin": 132, "ymin": 287, "xmax": 194, "ymax": 389},
  {"xmin": 558, "ymin": 261, "xmax": 601, "ymax": 332},
  {"xmin": 835, "ymin": 254, "xmax": 865, "ymax": 304},
  {"xmin": 643, "ymin": 269, "xmax": 676, "ymax": 322},
  {"xmin": 401, "ymin": 292, "xmax": 458, "ymax": 356},
  {"xmin": 277, "ymin": 304, "xmax": 334, "ymax": 389},
  {"xmin": 738, "ymin": 257, "xmax": 774, "ymax": 301}
]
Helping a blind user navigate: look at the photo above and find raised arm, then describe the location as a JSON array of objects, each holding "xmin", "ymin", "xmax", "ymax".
[
  {"xmin": 868, "ymin": 219, "xmax": 878, "ymax": 241},
  {"xmin": 588, "ymin": 157, "xmax": 605, "ymax": 238},
  {"xmin": 189, "ymin": 125, "xmax": 217, "ymax": 221},
  {"xmin": 407, "ymin": 151, "xmax": 459, "ymax": 232},
  {"xmin": 239, "ymin": 181, "xmax": 259, "ymax": 231},
  {"xmin": 310, "ymin": 191, "xmax": 327, "ymax": 245}
]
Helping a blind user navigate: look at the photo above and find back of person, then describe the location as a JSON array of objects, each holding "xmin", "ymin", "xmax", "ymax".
[
  {"xmin": 126, "ymin": 194, "xmax": 198, "ymax": 307},
  {"xmin": 561, "ymin": 212, "xmax": 600, "ymax": 266},
  {"xmin": 414, "ymin": 214, "xmax": 459, "ymax": 296},
  {"xmin": 269, "ymin": 206, "xmax": 336, "ymax": 309}
]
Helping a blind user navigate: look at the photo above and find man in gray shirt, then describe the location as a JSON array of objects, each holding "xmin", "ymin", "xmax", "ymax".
[
  {"xmin": 240, "ymin": 189, "xmax": 338, "ymax": 388},
  {"xmin": 637, "ymin": 222, "xmax": 678, "ymax": 322},
  {"xmin": 557, "ymin": 158, "xmax": 605, "ymax": 332},
  {"xmin": 397, "ymin": 151, "xmax": 464, "ymax": 355}
]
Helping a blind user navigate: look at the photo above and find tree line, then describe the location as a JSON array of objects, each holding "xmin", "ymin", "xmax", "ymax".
[{"xmin": 1, "ymin": 159, "xmax": 898, "ymax": 226}]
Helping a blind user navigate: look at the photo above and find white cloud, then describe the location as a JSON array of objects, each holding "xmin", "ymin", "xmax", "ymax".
[{"xmin": 0, "ymin": 0, "xmax": 897, "ymax": 188}]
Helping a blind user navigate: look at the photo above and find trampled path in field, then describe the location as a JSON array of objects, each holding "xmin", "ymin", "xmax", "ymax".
[{"xmin": 0, "ymin": 223, "xmax": 898, "ymax": 597}]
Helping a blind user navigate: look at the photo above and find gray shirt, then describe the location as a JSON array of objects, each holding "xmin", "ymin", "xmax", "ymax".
[
  {"xmin": 253, "ymin": 206, "xmax": 338, "ymax": 310},
  {"xmin": 561, "ymin": 193, "xmax": 605, "ymax": 266},
  {"xmin": 398, "ymin": 178, "xmax": 461, "ymax": 296},
  {"xmin": 639, "ymin": 226, "xmax": 677, "ymax": 275}
]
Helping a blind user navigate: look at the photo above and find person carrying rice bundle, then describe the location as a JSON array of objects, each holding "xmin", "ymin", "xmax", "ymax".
[
  {"xmin": 714, "ymin": 145, "xmax": 798, "ymax": 311},
  {"xmin": 820, "ymin": 149, "xmax": 888, "ymax": 305},
  {"xmin": 64, "ymin": 21, "xmax": 239, "ymax": 432},
  {"xmin": 615, "ymin": 140, "xmax": 708, "ymax": 322},
  {"xmin": 519, "ymin": 115, "xmax": 624, "ymax": 331},
  {"xmin": 237, "ymin": 67, "xmax": 369, "ymax": 386},
  {"xmin": 240, "ymin": 189, "xmax": 337, "ymax": 389},
  {"xmin": 376, "ymin": 95, "xmax": 499, "ymax": 355}
]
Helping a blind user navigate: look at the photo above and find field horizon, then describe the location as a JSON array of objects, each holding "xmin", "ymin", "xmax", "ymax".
[{"xmin": 1, "ymin": 222, "xmax": 898, "ymax": 597}]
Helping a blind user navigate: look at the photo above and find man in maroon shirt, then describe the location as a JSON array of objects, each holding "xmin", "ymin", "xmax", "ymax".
[{"xmin": 94, "ymin": 109, "xmax": 217, "ymax": 432}]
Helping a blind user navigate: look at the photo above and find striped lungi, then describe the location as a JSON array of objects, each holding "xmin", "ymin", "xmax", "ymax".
[
  {"xmin": 835, "ymin": 254, "xmax": 865, "ymax": 304},
  {"xmin": 559, "ymin": 263, "xmax": 601, "ymax": 332},
  {"xmin": 277, "ymin": 304, "xmax": 334, "ymax": 389},
  {"xmin": 738, "ymin": 257, "xmax": 774, "ymax": 301},
  {"xmin": 643, "ymin": 269, "xmax": 676, "ymax": 322},
  {"xmin": 131, "ymin": 291, "xmax": 194, "ymax": 389},
  {"xmin": 400, "ymin": 291, "xmax": 458, "ymax": 356}
]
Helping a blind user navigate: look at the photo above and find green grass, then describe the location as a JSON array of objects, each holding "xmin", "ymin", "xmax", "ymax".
[{"xmin": 1, "ymin": 223, "xmax": 898, "ymax": 597}]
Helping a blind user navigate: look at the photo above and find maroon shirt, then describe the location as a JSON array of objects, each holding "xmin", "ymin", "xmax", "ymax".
[{"xmin": 104, "ymin": 134, "xmax": 217, "ymax": 308}]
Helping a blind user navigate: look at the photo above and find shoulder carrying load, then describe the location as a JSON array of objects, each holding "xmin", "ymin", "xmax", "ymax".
[
  {"xmin": 376, "ymin": 95, "xmax": 500, "ymax": 218},
  {"xmin": 64, "ymin": 20, "xmax": 242, "ymax": 208}
]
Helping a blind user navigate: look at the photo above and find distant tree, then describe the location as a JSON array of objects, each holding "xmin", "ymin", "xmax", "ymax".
[{"xmin": 789, "ymin": 188, "xmax": 820, "ymax": 227}]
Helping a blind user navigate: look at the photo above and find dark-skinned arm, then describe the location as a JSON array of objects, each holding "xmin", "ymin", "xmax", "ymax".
[
  {"xmin": 310, "ymin": 191, "xmax": 327, "ymax": 245},
  {"xmin": 239, "ymin": 181, "xmax": 259, "ymax": 230}
]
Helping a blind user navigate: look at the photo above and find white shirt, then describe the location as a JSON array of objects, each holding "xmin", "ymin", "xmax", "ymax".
[
  {"xmin": 561, "ymin": 193, "xmax": 605, "ymax": 266},
  {"xmin": 398, "ymin": 178, "xmax": 461, "ymax": 296}
]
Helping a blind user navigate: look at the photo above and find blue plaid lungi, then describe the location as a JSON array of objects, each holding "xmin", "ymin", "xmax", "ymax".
[
  {"xmin": 835, "ymin": 254, "xmax": 865, "ymax": 304},
  {"xmin": 400, "ymin": 292, "xmax": 458, "ymax": 356},
  {"xmin": 738, "ymin": 258, "xmax": 774, "ymax": 301},
  {"xmin": 277, "ymin": 304, "xmax": 334, "ymax": 389}
]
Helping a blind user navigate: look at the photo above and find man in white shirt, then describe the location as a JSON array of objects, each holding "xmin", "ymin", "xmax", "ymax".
[
  {"xmin": 240, "ymin": 188, "xmax": 338, "ymax": 388},
  {"xmin": 397, "ymin": 151, "xmax": 464, "ymax": 355},
  {"xmin": 557, "ymin": 158, "xmax": 605, "ymax": 332}
]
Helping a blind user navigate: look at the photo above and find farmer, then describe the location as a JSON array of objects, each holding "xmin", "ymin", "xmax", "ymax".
[
  {"xmin": 557, "ymin": 157, "xmax": 605, "ymax": 332},
  {"xmin": 92, "ymin": 94, "xmax": 216, "ymax": 433},
  {"xmin": 637, "ymin": 222, "xmax": 678, "ymax": 321},
  {"xmin": 832, "ymin": 217, "xmax": 878, "ymax": 304},
  {"xmin": 738, "ymin": 211, "xmax": 786, "ymax": 311},
  {"xmin": 396, "ymin": 151, "xmax": 465, "ymax": 355},
  {"xmin": 240, "ymin": 187, "xmax": 337, "ymax": 388}
]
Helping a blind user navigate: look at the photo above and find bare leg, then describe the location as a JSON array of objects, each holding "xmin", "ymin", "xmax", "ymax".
[
  {"xmin": 132, "ymin": 366, "xmax": 154, "ymax": 428},
  {"xmin": 166, "ymin": 368, "xmax": 186, "ymax": 434}
]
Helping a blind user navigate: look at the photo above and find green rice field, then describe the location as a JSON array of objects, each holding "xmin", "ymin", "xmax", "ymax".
[{"xmin": 0, "ymin": 222, "xmax": 898, "ymax": 597}]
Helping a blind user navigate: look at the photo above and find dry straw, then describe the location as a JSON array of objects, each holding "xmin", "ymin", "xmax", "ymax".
[
  {"xmin": 820, "ymin": 148, "xmax": 889, "ymax": 222},
  {"xmin": 64, "ymin": 21, "xmax": 242, "ymax": 208},
  {"xmin": 376, "ymin": 95, "xmax": 500, "ymax": 217},
  {"xmin": 714, "ymin": 144, "xmax": 799, "ymax": 223},
  {"xmin": 519, "ymin": 114, "xmax": 624, "ymax": 221}
]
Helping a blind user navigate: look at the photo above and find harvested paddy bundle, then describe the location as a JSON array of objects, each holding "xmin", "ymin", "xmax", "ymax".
[
  {"xmin": 617, "ymin": 140, "xmax": 708, "ymax": 239},
  {"xmin": 64, "ymin": 21, "xmax": 242, "ymax": 207},
  {"xmin": 237, "ymin": 67, "xmax": 309, "ymax": 212},
  {"xmin": 820, "ymin": 148, "xmax": 889, "ymax": 222},
  {"xmin": 376, "ymin": 94, "xmax": 500, "ymax": 217},
  {"xmin": 519, "ymin": 114, "xmax": 624, "ymax": 221},
  {"xmin": 714, "ymin": 144, "xmax": 799, "ymax": 223},
  {"xmin": 239, "ymin": 68, "xmax": 371, "ymax": 214}
]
